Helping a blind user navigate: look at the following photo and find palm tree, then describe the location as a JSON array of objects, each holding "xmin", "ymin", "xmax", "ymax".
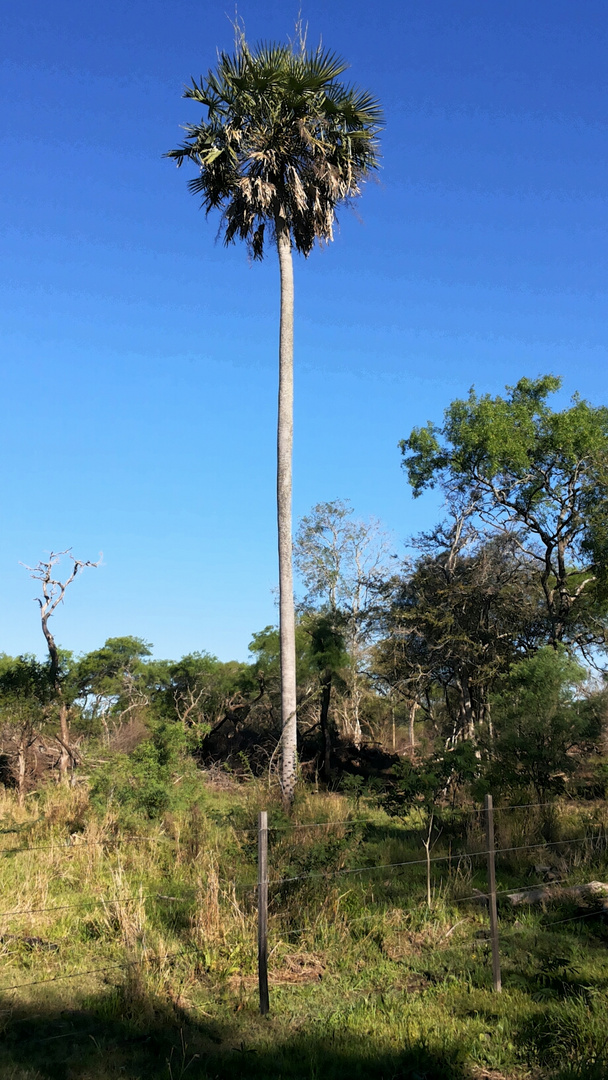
[{"xmin": 166, "ymin": 39, "xmax": 382, "ymax": 803}]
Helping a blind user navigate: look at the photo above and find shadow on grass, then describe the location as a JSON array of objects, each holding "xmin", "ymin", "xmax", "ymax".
[{"xmin": 0, "ymin": 980, "xmax": 471, "ymax": 1080}]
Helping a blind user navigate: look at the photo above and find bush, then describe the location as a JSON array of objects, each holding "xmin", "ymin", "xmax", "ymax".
[{"xmin": 88, "ymin": 719, "xmax": 188, "ymax": 819}]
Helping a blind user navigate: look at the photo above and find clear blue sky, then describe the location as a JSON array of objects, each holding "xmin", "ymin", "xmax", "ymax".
[{"xmin": 1, "ymin": 1, "xmax": 607, "ymax": 662}]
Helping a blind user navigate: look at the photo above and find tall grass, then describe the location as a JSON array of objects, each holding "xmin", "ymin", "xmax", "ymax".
[{"xmin": 0, "ymin": 777, "xmax": 606, "ymax": 1078}]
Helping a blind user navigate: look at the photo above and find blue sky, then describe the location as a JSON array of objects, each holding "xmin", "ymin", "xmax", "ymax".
[{"xmin": 1, "ymin": 1, "xmax": 607, "ymax": 662}]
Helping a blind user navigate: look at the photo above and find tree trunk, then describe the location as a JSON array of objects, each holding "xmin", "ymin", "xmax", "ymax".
[
  {"xmin": 58, "ymin": 702, "xmax": 71, "ymax": 784},
  {"xmin": 17, "ymin": 740, "xmax": 26, "ymax": 808},
  {"xmin": 276, "ymin": 224, "xmax": 297, "ymax": 805},
  {"xmin": 320, "ymin": 673, "xmax": 332, "ymax": 782},
  {"xmin": 408, "ymin": 699, "xmax": 418, "ymax": 750}
]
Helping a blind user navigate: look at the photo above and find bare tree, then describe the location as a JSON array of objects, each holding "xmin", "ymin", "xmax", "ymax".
[
  {"xmin": 23, "ymin": 550, "xmax": 100, "ymax": 783},
  {"xmin": 294, "ymin": 500, "xmax": 394, "ymax": 748}
]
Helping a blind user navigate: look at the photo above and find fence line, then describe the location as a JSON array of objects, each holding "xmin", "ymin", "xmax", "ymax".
[
  {"xmin": 266, "ymin": 832, "xmax": 603, "ymax": 888},
  {"xmin": 0, "ymin": 890, "xmax": 198, "ymax": 919},
  {"xmin": 0, "ymin": 834, "xmax": 601, "ymax": 906},
  {"xmin": 1, "ymin": 798, "xmax": 606, "ymax": 1011},
  {"xmin": 0, "ymin": 835, "xmax": 173, "ymax": 857},
  {"xmin": 0, "ymin": 872, "xmax": 583, "ymax": 924},
  {"xmin": 256, "ymin": 800, "xmax": 604, "ymax": 831},
  {"xmin": 542, "ymin": 908, "xmax": 608, "ymax": 928},
  {"xmin": 3, "ymin": 807, "xmax": 604, "ymax": 855},
  {"xmin": 451, "ymin": 877, "xmax": 572, "ymax": 904}
]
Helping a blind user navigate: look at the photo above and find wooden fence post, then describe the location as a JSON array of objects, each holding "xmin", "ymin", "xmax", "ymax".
[
  {"xmin": 258, "ymin": 810, "xmax": 269, "ymax": 1015},
  {"xmin": 484, "ymin": 793, "xmax": 502, "ymax": 992}
]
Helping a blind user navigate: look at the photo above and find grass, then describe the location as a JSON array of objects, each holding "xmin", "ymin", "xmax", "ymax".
[{"xmin": 0, "ymin": 778, "xmax": 607, "ymax": 1078}]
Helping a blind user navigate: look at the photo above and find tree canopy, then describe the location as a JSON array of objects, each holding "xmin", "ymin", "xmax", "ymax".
[
  {"xmin": 401, "ymin": 376, "xmax": 608, "ymax": 650},
  {"xmin": 166, "ymin": 40, "xmax": 382, "ymax": 259}
]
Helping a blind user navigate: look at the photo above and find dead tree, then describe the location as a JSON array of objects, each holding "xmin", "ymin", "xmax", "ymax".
[{"xmin": 23, "ymin": 550, "xmax": 99, "ymax": 783}]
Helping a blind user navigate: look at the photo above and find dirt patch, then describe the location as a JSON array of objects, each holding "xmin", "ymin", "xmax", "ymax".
[
  {"xmin": 228, "ymin": 952, "xmax": 326, "ymax": 990},
  {"xmin": 390, "ymin": 972, "xmax": 430, "ymax": 993},
  {"xmin": 277, "ymin": 951, "xmax": 325, "ymax": 982},
  {"xmin": 471, "ymin": 1070, "xmax": 526, "ymax": 1080}
]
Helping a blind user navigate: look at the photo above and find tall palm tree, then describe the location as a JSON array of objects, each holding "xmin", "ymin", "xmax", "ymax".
[{"xmin": 166, "ymin": 39, "xmax": 382, "ymax": 803}]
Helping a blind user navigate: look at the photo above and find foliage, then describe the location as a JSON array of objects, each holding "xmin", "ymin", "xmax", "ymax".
[
  {"xmin": 88, "ymin": 718, "xmax": 189, "ymax": 819},
  {"xmin": 166, "ymin": 41, "xmax": 382, "ymax": 260},
  {"xmin": 248, "ymin": 623, "xmax": 316, "ymax": 684},
  {"xmin": 374, "ymin": 518, "xmax": 548, "ymax": 744},
  {"xmin": 294, "ymin": 500, "xmax": 390, "ymax": 617},
  {"xmin": 485, "ymin": 646, "xmax": 596, "ymax": 800},
  {"xmin": 383, "ymin": 742, "xmax": 479, "ymax": 818},
  {"xmin": 0, "ymin": 654, "xmax": 54, "ymax": 706},
  {"xmin": 304, "ymin": 611, "xmax": 349, "ymax": 677},
  {"xmin": 401, "ymin": 376, "xmax": 608, "ymax": 649}
]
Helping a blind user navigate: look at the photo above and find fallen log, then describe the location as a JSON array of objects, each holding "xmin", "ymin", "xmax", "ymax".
[{"xmin": 506, "ymin": 881, "xmax": 608, "ymax": 908}]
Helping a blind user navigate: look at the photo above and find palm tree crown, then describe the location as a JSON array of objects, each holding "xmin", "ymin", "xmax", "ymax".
[{"xmin": 166, "ymin": 42, "xmax": 383, "ymax": 258}]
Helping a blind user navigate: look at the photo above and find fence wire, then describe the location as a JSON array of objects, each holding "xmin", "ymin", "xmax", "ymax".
[
  {"xmin": 0, "ymin": 806, "xmax": 606, "ymax": 1001},
  {"xmin": 0, "ymin": 945, "xmax": 196, "ymax": 994}
]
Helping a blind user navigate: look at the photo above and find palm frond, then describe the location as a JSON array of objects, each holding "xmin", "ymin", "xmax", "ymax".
[{"xmin": 166, "ymin": 35, "xmax": 383, "ymax": 258}]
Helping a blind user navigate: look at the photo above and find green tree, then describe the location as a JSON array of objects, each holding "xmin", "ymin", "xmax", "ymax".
[
  {"xmin": 167, "ymin": 38, "xmax": 382, "ymax": 802},
  {"xmin": 401, "ymin": 376, "xmax": 608, "ymax": 652},
  {"xmin": 72, "ymin": 636, "xmax": 153, "ymax": 740},
  {"xmin": 151, "ymin": 652, "xmax": 257, "ymax": 756},
  {"xmin": 0, "ymin": 655, "xmax": 54, "ymax": 805},
  {"xmin": 374, "ymin": 515, "xmax": 547, "ymax": 746},
  {"xmin": 486, "ymin": 647, "xmax": 594, "ymax": 802},
  {"xmin": 304, "ymin": 611, "xmax": 348, "ymax": 780},
  {"xmin": 248, "ymin": 619, "xmax": 344, "ymax": 777}
]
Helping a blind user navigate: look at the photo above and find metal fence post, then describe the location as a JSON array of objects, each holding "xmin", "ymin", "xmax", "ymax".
[
  {"xmin": 484, "ymin": 793, "xmax": 502, "ymax": 992},
  {"xmin": 258, "ymin": 810, "xmax": 269, "ymax": 1015}
]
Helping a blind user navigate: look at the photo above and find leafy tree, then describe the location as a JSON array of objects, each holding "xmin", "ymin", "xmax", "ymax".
[
  {"xmin": 0, "ymin": 654, "xmax": 53, "ymax": 705},
  {"xmin": 0, "ymin": 655, "xmax": 54, "ymax": 805},
  {"xmin": 248, "ymin": 619, "xmax": 346, "ymax": 778},
  {"xmin": 401, "ymin": 376, "xmax": 608, "ymax": 654},
  {"xmin": 151, "ymin": 652, "xmax": 257, "ymax": 755},
  {"xmin": 384, "ymin": 742, "xmax": 479, "ymax": 818},
  {"xmin": 72, "ymin": 636, "xmax": 152, "ymax": 741},
  {"xmin": 485, "ymin": 646, "xmax": 595, "ymax": 802},
  {"xmin": 167, "ymin": 37, "xmax": 382, "ymax": 802},
  {"xmin": 304, "ymin": 611, "xmax": 348, "ymax": 779},
  {"xmin": 374, "ymin": 515, "xmax": 547, "ymax": 746}
]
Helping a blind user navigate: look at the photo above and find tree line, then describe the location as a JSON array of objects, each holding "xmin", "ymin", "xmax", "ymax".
[{"xmin": 1, "ymin": 375, "xmax": 607, "ymax": 813}]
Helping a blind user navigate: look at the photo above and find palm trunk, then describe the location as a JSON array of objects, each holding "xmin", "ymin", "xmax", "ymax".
[{"xmin": 276, "ymin": 224, "xmax": 297, "ymax": 804}]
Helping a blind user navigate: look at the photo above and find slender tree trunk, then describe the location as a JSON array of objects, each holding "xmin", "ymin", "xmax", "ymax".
[
  {"xmin": 58, "ymin": 702, "xmax": 71, "ymax": 783},
  {"xmin": 320, "ymin": 673, "xmax": 332, "ymax": 782},
  {"xmin": 17, "ymin": 740, "xmax": 26, "ymax": 808},
  {"xmin": 276, "ymin": 224, "xmax": 297, "ymax": 804},
  {"xmin": 408, "ymin": 699, "xmax": 418, "ymax": 750}
]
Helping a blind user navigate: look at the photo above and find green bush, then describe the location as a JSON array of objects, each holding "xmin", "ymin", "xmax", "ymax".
[{"xmin": 88, "ymin": 720, "xmax": 189, "ymax": 819}]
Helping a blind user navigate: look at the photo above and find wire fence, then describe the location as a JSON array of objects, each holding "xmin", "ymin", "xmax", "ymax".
[{"xmin": 0, "ymin": 799, "xmax": 606, "ymax": 1001}]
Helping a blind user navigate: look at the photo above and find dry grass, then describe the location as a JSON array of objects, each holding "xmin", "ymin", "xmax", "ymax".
[{"xmin": 0, "ymin": 783, "xmax": 606, "ymax": 1079}]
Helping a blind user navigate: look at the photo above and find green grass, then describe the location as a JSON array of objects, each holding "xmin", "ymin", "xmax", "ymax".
[{"xmin": 0, "ymin": 780, "xmax": 606, "ymax": 1079}]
